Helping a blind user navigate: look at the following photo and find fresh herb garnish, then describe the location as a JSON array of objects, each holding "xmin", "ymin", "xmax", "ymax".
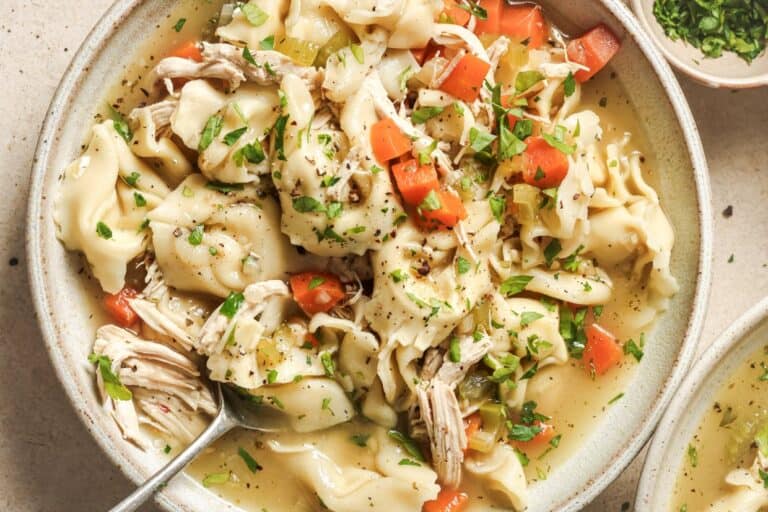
[
  {"xmin": 350, "ymin": 434, "xmax": 370, "ymax": 447},
  {"xmin": 199, "ymin": 115, "xmax": 224, "ymax": 152},
  {"xmin": 260, "ymin": 35, "xmax": 275, "ymax": 50},
  {"xmin": 489, "ymin": 194, "xmax": 506, "ymax": 222},
  {"xmin": 107, "ymin": 104, "xmax": 133, "ymax": 142},
  {"xmin": 449, "ymin": 337, "xmax": 461, "ymax": 363},
  {"xmin": 350, "ymin": 44, "xmax": 364, "ymax": 64},
  {"xmin": 238, "ymin": 447, "xmax": 262, "ymax": 473},
  {"xmin": 96, "ymin": 221, "xmax": 113, "ymax": 240},
  {"xmin": 456, "ymin": 256, "xmax": 471, "ymax": 275},
  {"xmin": 515, "ymin": 70, "xmax": 544, "ymax": 93},
  {"xmin": 206, "ymin": 181, "xmax": 245, "ymax": 193},
  {"xmin": 173, "ymin": 18, "xmax": 186, "ymax": 32},
  {"xmin": 224, "ymin": 127, "xmax": 248, "ymax": 146},
  {"xmin": 188, "ymin": 225, "xmax": 204, "ymax": 246},
  {"xmin": 500, "ymin": 275, "xmax": 534, "ymax": 297},
  {"xmin": 387, "ymin": 430, "xmax": 425, "ymax": 461},
  {"xmin": 133, "ymin": 192, "xmax": 147, "ymax": 207},
  {"xmin": 202, "ymin": 472, "xmax": 230, "ymax": 487},
  {"xmin": 687, "ymin": 444, "xmax": 698, "ymax": 468},
  {"xmin": 564, "ymin": 72, "xmax": 576, "ymax": 97},
  {"xmin": 320, "ymin": 351, "xmax": 335, "ymax": 377},
  {"xmin": 273, "ymin": 115, "xmax": 289, "ymax": 160},
  {"xmin": 220, "ymin": 292, "xmax": 245, "ymax": 318},
  {"xmin": 520, "ymin": 311, "xmax": 544, "ymax": 328},
  {"xmin": 88, "ymin": 353, "xmax": 132, "ymax": 401},
  {"xmin": 544, "ymin": 239, "xmax": 561, "ymax": 267},
  {"xmin": 624, "ymin": 338, "xmax": 645, "ymax": 362},
  {"xmin": 412, "ymin": 106, "xmax": 444, "ymax": 124},
  {"xmin": 653, "ymin": 0, "xmax": 768, "ymax": 63}
]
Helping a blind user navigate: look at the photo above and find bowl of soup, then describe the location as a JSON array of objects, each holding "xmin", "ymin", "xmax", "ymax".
[
  {"xmin": 27, "ymin": 0, "xmax": 710, "ymax": 510},
  {"xmin": 637, "ymin": 298, "xmax": 768, "ymax": 512}
]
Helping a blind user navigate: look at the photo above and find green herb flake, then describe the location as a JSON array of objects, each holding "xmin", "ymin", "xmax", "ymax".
[
  {"xmin": 520, "ymin": 311, "xmax": 544, "ymax": 328},
  {"xmin": 107, "ymin": 104, "xmax": 133, "ymax": 142},
  {"xmin": 412, "ymin": 106, "xmax": 444, "ymax": 124},
  {"xmin": 173, "ymin": 18, "xmax": 186, "ymax": 32},
  {"xmin": 488, "ymin": 194, "xmax": 506, "ymax": 222},
  {"xmin": 515, "ymin": 70, "xmax": 544, "ymax": 93},
  {"xmin": 687, "ymin": 444, "xmax": 698, "ymax": 468},
  {"xmin": 456, "ymin": 256, "xmax": 471, "ymax": 275},
  {"xmin": 350, "ymin": 43, "xmax": 364, "ymax": 64},
  {"xmin": 544, "ymin": 239, "xmax": 561, "ymax": 267},
  {"xmin": 163, "ymin": 444, "xmax": 172, "ymax": 454},
  {"xmin": 123, "ymin": 171, "xmax": 140, "ymax": 187},
  {"xmin": 88, "ymin": 353, "xmax": 132, "ymax": 401},
  {"xmin": 293, "ymin": 196, "xmax": 326, "ymax": 213},
  {"xmin": 199, "ymin": 115, "xmax": 224, "ymax": 152},
  {"xmin": 308, "ymin": 276, "xmax": 326, "ymax": 289},
  {"xmin": 188, "ymin": 225, "xmax": 204, "ymax": 246},
  {"xmin": 398, "ymin": 458, "xmax": 421, "ymax": 466},
  {"xmin": 260, "ymin": 35, "xmax": 275, "ymax": 50},
  {"xmin": 624, "ymin": 338, "xmax": 644, "ymax": 362},
  {"xmin": 96, "ymin": 221, "xmax": 113, "ymax": 240},
  {"xmin": 608, "ymin": 392, "xmax": 624, "ymax": 405},
  {"xmin": 419, "ymin": 190, "xmax": 442, "ymax": 212},
  {"xmin": 508, "ymin": 423, "xmax": 543, "ymax": 442},
  {"xmin": 273, "ymin": 115, "xmax": 289, "ymax": 161},
  {"xmin": 563, "ymin": 72, "xmax": 576, "ymax": 97},
  {"xmin": 469, "ymin": 126, "xmax": 497, "ymax": 152},
  {"xmin": 320, "ymin": 352, "xmax": 335, "ymax": 377},
  {"xmin": 500, "ymin": 275, "xmax": 534, "ymax": 297},
  {"xmin": 238, "ymin": 447, "xmax": 263, "ymax": 473},
  {"xmin": 243, "ymin": 46, "xmax": 257, "ymax": 65},
  {"xmin": 350, "ymin": 434, "xmax": 370, "ymax": 447},
  {"xmin": 390, "ymin": 269, "xmax": 409, "ymax": 283},
  {"xmin": 133, "ymin": 192, "xmax": 147, "ymax": 207},
  {"xmin": 206, "ymin": 181, "xmax": 245, "ymax": 193},
  {"xmin": 220, "ymin": 292, "xmax": 246, "ymax": 319},
  {"xmin": 387, "ymin": 430, "xmax": 425, "ymax": 461},
  {"xmin": 241, "ymin": 3, "xmax": 269, "ymax": 27},
  {"xmin": 266, "ymin": 369, "xmax": 278, "ymax": 384}
]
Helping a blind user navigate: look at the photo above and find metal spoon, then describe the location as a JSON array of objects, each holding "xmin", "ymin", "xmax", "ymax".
[{"xmin": 109, "ymin": 383, "xmax": 290, "ymax": 512}]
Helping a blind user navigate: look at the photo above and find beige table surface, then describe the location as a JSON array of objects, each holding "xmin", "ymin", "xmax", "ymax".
[{"xmin": 1, "ymin": 1, "xmax": 766, "ymax": 511}]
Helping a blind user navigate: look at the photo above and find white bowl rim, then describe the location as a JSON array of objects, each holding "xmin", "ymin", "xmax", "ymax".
[
  {"xmin": 631, "ymin": 0, "xmax": 768, "ymax": 89},
  {"xmin": 25, "ymin": 0, "xmax": 713, "ymax": 510},
  {"xmin": 635, "ymin": 296, "xmax": 768, "ymax": 510}
]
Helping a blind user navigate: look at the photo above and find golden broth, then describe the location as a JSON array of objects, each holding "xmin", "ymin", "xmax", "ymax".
[{"xmin": 671, "ymin": 345, "xmax": 768, "ymax": 511}]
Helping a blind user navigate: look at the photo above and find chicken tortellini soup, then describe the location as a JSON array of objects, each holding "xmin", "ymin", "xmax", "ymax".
[
  {"xmin": 672, "ymin": 345, "xmax": 768, "ymax": 512},
  {"xmin": 54, "ymin": 0, "xmax": 678, "ymax": 510}
]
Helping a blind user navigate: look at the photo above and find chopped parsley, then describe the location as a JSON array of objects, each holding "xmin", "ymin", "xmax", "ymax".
[
  {"xmin": 542, "ymin": 125, "xmax": 576, "ymax": 155},
  {"xmin": 107, "ymin": 104, "xmax": 133, "ymax": 142},
  {"xmin": 412, "ymin": 106, "xmax": 444, "ymax": 124},
  {"xmin": 88, "ymin": 354, "xmax": 132, "ymax": 401},
  {"xmin": 260, "ymin": 35, "xmax": 275, "ymax": 50},
  {"xmin": 687, "ymin": 444, "xmax": 698, "ymax": 468},
  {"xmin": 220, "ymin": 292, "xmax": 245, "ymax": 318},
  {"xmin": 489, "ymin": 194, "xmax": 506, "ymax": 222},
  {"xmin": 266, "ymin": 369, "xmax": 278, "ymax": 384},
  {"xmin": 308, "ymin": 276, "xmax": 326, "ymax": 289},
  {"xmin": 224, "ymin": 127, "xmax": 248, "ymax": 146},
  {"xmin": 390, "ymin": 269, "xmax": 409, "ymax": 283},
  {"xmin": 133, "ymin": 192, "xmax": 146, "ymax": 207},
  {"xmin": 456, "ymin": 256, "xmax": 471, "ymax": 275},
  {"xmin": 544, "ymin": 239, "xmax": 562, "ymax": 267},
  {"xmin": 564, "ymin": 72, "xmax": 576, "ymax": 97},
  {"xmin": 520, "ymin": 311, "xmax": 544, "ymax": 328},
  {"xmin": 387, "ymin": 430, "xmax": 425, "ymax": 461},
  {"xmin": 350, "ymin": 43, "xmax": 364, "ymax": 64},
  {"xmin": 320, "ymin": 351, "xmax": 335, "ymax": 377},
  {"xmin": 515, "ymin": 70, "xmax": 544, "ymax": 93},
  {"xmin": 206, "ymin": 181, "xmax": 245, "ymax": 193},
  {"xmin": 122, "ymin": 171, "xmax": 140, "ymax": 187},
  {"xmin": 419, "ymin": 190, "xmax": 442, "ymax": 211},
  {"xmin": 350, "ymin": 434, "xmax": 370, "ymax": 447},
  {"xmin": 500, "ymin": 275, "xmax": 534, "ymax": 297},
  {"xmin": 624, "ymin": 337, "xmax": 645, "ymax": 362},
  {"xmin": 273, "ymin": 115, "xmax": 289, "ymax": 160},
  {"xmin": 233, "ymin": 140, "xmax": 266, "ymax": 166},
  {"xmin": 202, "ymin": 472, "xmax": 230, "ymax": 487},
  {"xmin": 199, "ymin": 115, "xmax": 224, "ymax": 152},
  {"xmin": 173, "ymin": 18, "xmax": 186, "ymax": 32},
  {"xmin": 238, "ymin": 447, "xmax": 262, "ymax": 473},
  {"xmin": 449, "ymin": 337, "xmax": 461, "ymax": 363},
  {"xmin": 96, "ymin": 221, "xmax": 112, "ymax": 240},
  {"xmin": 188, "ymin": 225, "xmax": 204, "ymax": 246}
]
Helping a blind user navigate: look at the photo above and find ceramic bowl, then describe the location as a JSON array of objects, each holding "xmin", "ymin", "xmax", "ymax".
[
  {"xmin": 632, "ymin": 0, "xmax": 768, "ymax": 89},
  {"xmin": 26, "ymin": 0, "xmax": 712, "ymax": 510},
  {"xmin": 636, "ymin": 297, "xmax": 768, "ymax": 510}
]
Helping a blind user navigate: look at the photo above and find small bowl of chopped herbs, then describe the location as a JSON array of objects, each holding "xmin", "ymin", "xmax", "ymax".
[{"xmin": 632, "ymin": 0, "xmax": 768, "ymax": 88}]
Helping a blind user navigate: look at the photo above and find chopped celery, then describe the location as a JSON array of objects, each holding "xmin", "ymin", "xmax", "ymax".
[
  {"xmin": 458, "ymin": 369, "xmax": 495, "ymax": 402},
  {"xmin": 479, "ymin": 402, "xmax": 507, "ymax": 436},
  {"xmin": 468, "ymin": 430, "xmax": 496, "ymax": 453},
  {"xmin": 513, "ymin": 183, "xmax": 541, "ymax": 224},
  {"xmin": 275, "ymin": 36, "xmax": 320, "ymax": 67},
  {"xmin": 314, "ymin": 27, "xmax": 357, "ymax": 67},
  {"xmin": 496, "ymin": 41, "xmax": 530, "ymax": 86}
]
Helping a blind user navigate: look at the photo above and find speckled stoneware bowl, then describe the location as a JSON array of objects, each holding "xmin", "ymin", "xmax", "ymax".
[
  {"xmin": 26, "ymin": 0, "xmax": 712, "ymax": 510},
  {"xmin": 636, "ymin": 297, "xmax": 768, "ymax": 511},
  {"xmin": 632, "ymin": 0, "xmax": 768, "ymax": 89}
]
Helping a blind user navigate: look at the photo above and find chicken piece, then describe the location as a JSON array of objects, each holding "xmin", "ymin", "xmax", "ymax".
[
  {"xmin": 150, "ymin": 42, "xmax": 322, "ymax": 92},
  {"xmin": 92, "ymin": 325, "xmax": 216, "ymax": 449},
  {"xmin": 197, "ymin": 280, "xmax": 290, "ymax": 356},
  {"xmin": 416, "ymin": 335, "xmax": 492, "ymax": 487}
]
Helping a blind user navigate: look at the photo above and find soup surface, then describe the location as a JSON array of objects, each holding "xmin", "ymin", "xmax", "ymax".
[
  {"xmin": 53, "ymin": 1, "xmax": 678, "ymax": 510},
  {"xmin": 672, "ymin": 344, "xmax": 768, "ymax": 512}
]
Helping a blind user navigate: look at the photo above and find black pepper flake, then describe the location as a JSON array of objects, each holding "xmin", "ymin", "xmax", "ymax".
[
  {"xmin": 722, "ymin": 205, "xmax": 733, "ymax": 218},
  {"xmin": 8, "ymin": 257, "xmax": 18, "ymax": 266}
]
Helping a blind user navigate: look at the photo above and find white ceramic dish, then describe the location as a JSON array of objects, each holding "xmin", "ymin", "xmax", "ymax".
[
  {"xmin": 26, "ymin": 0, "xmax": 712, "ymax": 510},
  {"xmin": 636, "ymin": 296, "xmax": 768, "ymax": 511},
  {"xmin": 632, "ymin": 0, "xmax": 768, "ymax": 89}
]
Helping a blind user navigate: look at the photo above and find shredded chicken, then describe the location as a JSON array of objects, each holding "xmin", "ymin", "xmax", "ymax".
[
  {"xmin": 150, "ymin": 42, "xmax": 322, "ymax": 92},
  {"xmin": 92, "ymin": 325, "xmax": 216, "ymax": 449},
  {"xmin": 129, "ymin": 99, "xmax": 178, "ymax": 138},
  {"xmin": 197, "ymin": 280, "xmax": 290, "ymax": 355},
  {"xmin": 416, "ymin": 335, "xmax": 492, "ymax": 487}
]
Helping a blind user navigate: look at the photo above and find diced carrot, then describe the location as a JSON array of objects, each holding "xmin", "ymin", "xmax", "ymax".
[
  {"xmin": 371, "ymin": 117, "xmax": 413, "ymax": 163},
  {"xmin": 439, "ymin": 54, "xmax": 491, "ymax": 103},
  {"xmin": 522, "ymin": 136, "xmax": 569, "ymax": 189},
  {"xmin": 170, "ymin": 41, "xmax": 203, "ymax": 62},
  {"xmin": 289, "ymin": 272, "xmax": 346, "ymax": 315},
  {"xmin": 391, "ymin": 159, "xmax": 440, "ymax": 206},
  {"xmin": 423, "ymin": 488, "xmax": 470, "ymax": 512},
  {"xmin": 442, "ymin": 0, "xmax": 471, "ymax": 26},
  {"xmin": 418, "ymin": 190, "xmax": 468, "ymax": 229},
  {"xmin": 513, "ymin": 421, "xmax": 556, "ymax": 449},
  {"xmin": 583, "ymin": 323, "xmax": 623, "ymax": 376},
  {"xmin": 463, "ymin": 413, "xmax": 482, "ymax": 454},
  {"xmin": 473, "ymin": 0, "xmax": 503, "ymax": 35},
  {"xmin": 499, "ymin": 5, "xmax": 548, "ymax": 49},
  {"xmin": 104, "ymin": 287, "xmax": 139, "ymax": 328},
  {"xmin": 567, "ymin": 24, "xmax": 621, "ymax": 82},
  {"xmin": 304, "ymin": 332, "xmax": 320, "ymax": 348}
]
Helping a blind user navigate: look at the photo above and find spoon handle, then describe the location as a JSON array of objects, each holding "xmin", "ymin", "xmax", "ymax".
[{"xmin": 109, "ymin": 410, "xmax": 236, "ymax": 512}]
